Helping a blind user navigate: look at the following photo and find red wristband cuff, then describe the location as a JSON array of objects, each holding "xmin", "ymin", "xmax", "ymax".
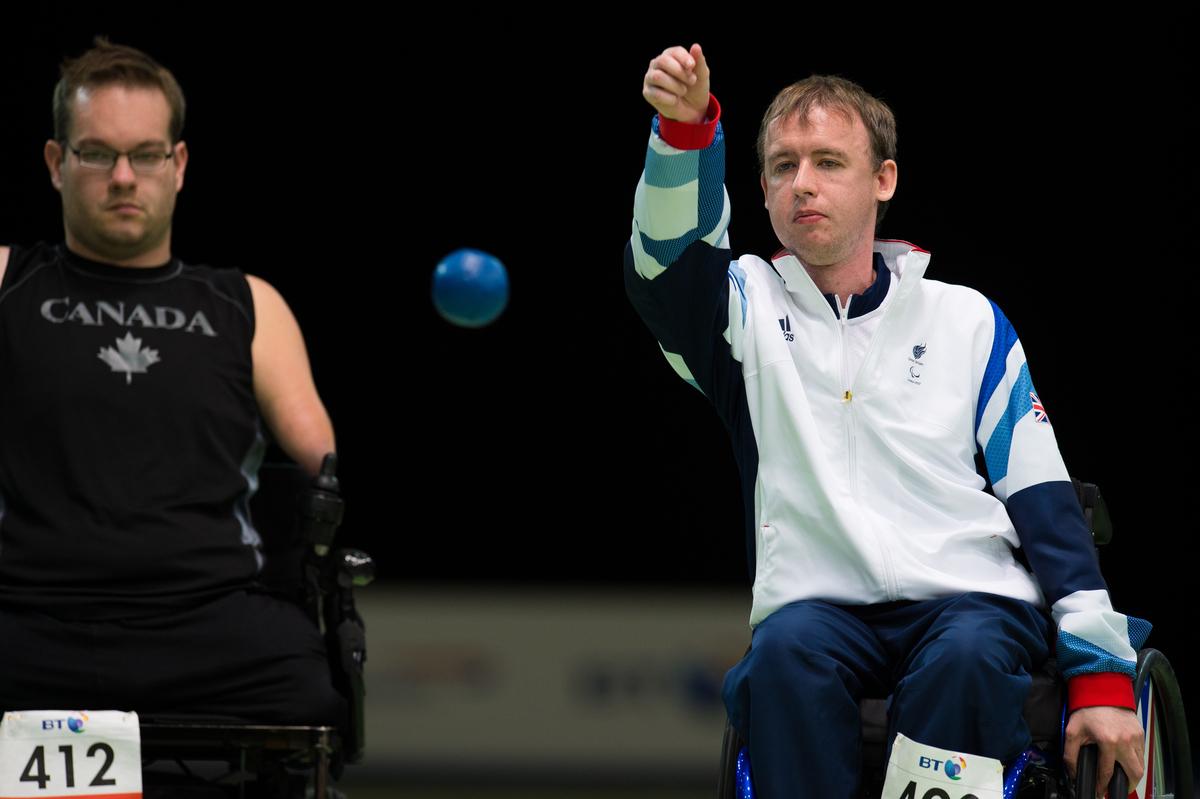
[
  {"xmin": 1068, "ymin": 673, "xmax": 1136, "ymax": 713},
  {"xmin": 658, "ymin": 94, "xmax": 722, "ymax": 150}
]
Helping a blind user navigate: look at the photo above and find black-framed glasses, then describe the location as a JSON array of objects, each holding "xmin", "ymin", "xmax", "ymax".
[{"xmin": 65, "ymin": 143, "xmax": 175, "ymax": 174}]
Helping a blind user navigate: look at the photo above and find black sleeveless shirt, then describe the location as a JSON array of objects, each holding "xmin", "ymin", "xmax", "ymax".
[{"xmin": 0, "ymin": 243, "xmax": 264, "ymax": 619}]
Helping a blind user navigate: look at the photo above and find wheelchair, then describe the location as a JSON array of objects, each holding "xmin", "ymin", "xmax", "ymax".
[
  {"xmin": 134, "ymin": 453, "xmax": 374, "ymax": 798},
  {"xmin": 716, "ymin": 481, "xmax": 1193, "ymax": 799},
  {"xmin": 1, "ymin": 453, "xmax": 374, "ymax": 799}
]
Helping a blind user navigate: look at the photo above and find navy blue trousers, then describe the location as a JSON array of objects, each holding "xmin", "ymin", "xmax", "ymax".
[{"xmin": 721, "ymin": 592, "xmax": 1053, "ymax": 799}]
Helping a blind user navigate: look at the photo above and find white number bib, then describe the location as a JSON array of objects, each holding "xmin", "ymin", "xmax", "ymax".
[
  {"xmin": 882, "ymin": 732, "xmax": 1003, "ymax": 799},
  {"xmin": 0, "ymin": 711, "xmax": 141, "ymax": 799}
]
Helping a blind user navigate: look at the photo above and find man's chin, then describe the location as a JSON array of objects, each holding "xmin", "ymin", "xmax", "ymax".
[
  {"xmin": 73, "ymin": 230, "xmax": 166, "ymax": 264},
  {"xmin": 787, "ymin": 247, "xmax": 837, "ymax": 269},
  {"xmin": 96, "ymin": 235, "xmax": 149, "ymax": 258}
]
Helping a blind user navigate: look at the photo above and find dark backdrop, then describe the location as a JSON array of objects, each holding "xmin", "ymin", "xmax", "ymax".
[{"xmin": 2, "ymin": 12, "xmax": 1194, "ymax": 704}]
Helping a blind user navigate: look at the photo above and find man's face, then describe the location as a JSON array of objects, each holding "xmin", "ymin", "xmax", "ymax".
[
  {"xmin": 44, "ymin": 84, "xmax": 188, "ymax": 265},
  {"xmin": 760, "ymin": 105, "xmax": 896, "ymax": 270}
]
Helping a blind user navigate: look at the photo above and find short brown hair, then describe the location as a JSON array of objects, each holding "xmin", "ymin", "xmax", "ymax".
[
  {"xmin": 52, "ymin": 37, "xmax": 186, "ymax": 143},
  {"xmin": 757, "ymin": 75, "xmax": 897, "ymax": 226}
]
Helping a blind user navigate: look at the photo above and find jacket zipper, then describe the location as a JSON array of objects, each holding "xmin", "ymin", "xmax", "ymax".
[
  {"xmin": 838, "ymin": 290, "xmax": 899, "ymax": 600},
  {"xmin": 837, "ymin": 295, "xmax": 857, "ymax": 497}
]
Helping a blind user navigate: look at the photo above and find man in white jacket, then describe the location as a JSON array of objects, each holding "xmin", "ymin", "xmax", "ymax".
[{"xmin": 627, "ymin": 43, "xmax": 1147, "ymax": 797}]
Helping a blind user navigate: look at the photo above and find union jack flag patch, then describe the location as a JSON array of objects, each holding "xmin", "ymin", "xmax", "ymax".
[{"xmin": 1030, "ymin": 391, "xmax": 1050, "ymax": 424}]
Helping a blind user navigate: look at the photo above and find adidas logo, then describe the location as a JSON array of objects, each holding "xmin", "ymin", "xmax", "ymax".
[{"xmin": 778, "ymin": 316, "xmax": 794, "ymax": 342}]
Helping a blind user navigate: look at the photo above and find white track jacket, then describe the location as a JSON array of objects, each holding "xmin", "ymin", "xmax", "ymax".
[{"xmin": 624, "ymin": 99, "xmax": 1149, "ymax": 709}]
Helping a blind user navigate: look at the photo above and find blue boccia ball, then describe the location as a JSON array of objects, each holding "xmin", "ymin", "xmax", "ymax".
[{"xmin": 432, "ymin": 248, "xmax": 509, "ymax": 328}]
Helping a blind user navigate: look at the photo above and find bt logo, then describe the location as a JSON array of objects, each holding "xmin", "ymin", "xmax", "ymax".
[
  {"xmin": 40, "ymin": 712, "xmax": 88, "ymax": 734},
  {"xmin": 918, "ymin": 754, "xmax": 965, "ymax": 778},
  {"xmin": 894, "ymin": 755, "xmax": 978, "ymax": 799}
]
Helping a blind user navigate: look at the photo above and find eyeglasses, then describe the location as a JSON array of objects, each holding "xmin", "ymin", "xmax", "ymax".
[{"xmin": 65, "ymin": 143, "xmax": 175, "ymax": 174}]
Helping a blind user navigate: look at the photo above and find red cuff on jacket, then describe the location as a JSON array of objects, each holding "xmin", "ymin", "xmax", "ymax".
[
  {"xmin": 657, "ymin": 94, "xmax": 722, "ymax": 150},
  {"xmin": 1067, "ymin": 673, "xmax": 1136, "ymax": 713}
]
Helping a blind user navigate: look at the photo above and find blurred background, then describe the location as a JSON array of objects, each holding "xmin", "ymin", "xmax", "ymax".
[{"xmin": 1, "ymin": 12, "xmax": 1195, "ymax": 796}]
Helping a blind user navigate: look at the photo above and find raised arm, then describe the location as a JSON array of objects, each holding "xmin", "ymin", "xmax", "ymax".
[{"xmin": 625, "ymin": 43, "xmax": 745, "ymax": 406}]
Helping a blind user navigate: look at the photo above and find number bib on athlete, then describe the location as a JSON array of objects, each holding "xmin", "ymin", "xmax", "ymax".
[
  {"xmin": 882, "ymin": 732, "xmax": 1003, "ymax": 799},
  {"xmin": 0, "ymin": 711, "xmax": 141, "ymax": 799}
]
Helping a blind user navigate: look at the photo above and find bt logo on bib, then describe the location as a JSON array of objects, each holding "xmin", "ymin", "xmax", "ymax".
[
  {"xmin": 885, "ymin": 734, "xmax": 1001, "ymax": 799},
  {"xmin": 919, "ymin": 754, "xmax": 967, "ymax": 778},
  {"xmin": 39, "ymin": 712, "xmax": 88, "ymax": 734}
]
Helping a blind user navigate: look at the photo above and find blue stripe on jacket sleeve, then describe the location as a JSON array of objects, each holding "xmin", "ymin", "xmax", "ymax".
[
  {"xmin": 1057, "ymin": 630, "xmax": 1137, "ymax": 678},
  {"xmin": 1057, "ymin": 615, "xmax": 1150, "ymax": 679},
  {"xmin": 695, "ymin": 132, "xmax": 725, "ymax": 241},
  {"xmin": 728, "ymin": 262, "xmax": 748, "ymax": 324},
  {"xmin": 643, "ymin": 117, "xmax": 727, "ymax": 249},
  {"xmin": 983, "ymin": 362, "xmax": 1035, "ymax": 485},
  {"xmin": 976, "ymin": 300, "xmax": 1019, "ymax": 436},
  {"xmin": 638, "ymin": 228, "xmax": 707, "ymax": 279},
  {"xmin": 643, "ymin": 140, "xmax": 699, "ymax": 188},
  {"xmin": 1127, "ymin": 616, "xmax": 1153, "ymax": 651}
]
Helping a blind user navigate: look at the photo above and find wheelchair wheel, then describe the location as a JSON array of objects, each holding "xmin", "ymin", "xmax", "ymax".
[
  {"xmin": 717, "ymin": 722, "xmax": 750, "ymax": 799},
  {"xmin": 716, "ymin": 722, "xmax": 877, "ymax": 799},
  {"xmin": 1133, "ymin": 648, "xmax": 1192, "ymax": 799}
]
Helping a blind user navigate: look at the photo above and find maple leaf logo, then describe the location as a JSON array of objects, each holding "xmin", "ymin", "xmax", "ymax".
[{"xmin": 98, "ymin": 332, "xmax": 161, "ymax": 384}]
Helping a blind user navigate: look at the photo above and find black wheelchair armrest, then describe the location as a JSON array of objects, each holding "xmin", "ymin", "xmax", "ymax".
[{"xmin": 1070, "ymin": 478, "xmax": 1113, "ymax": 546}]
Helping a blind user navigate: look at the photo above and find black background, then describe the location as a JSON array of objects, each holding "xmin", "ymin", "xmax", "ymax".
[{"xmin": 2, "ymin": 13, "xmax": 1195, "ymax": 704}]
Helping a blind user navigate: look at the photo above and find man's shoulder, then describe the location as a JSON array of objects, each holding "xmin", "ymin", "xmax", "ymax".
[
  {"xmin": 0, "ymin": 242, "xmax": 61, "ymax": 290},
  {"xmin": 151, "ymin": 256, "xmax": 254, "ymax": 329},
  {"xmin": 174, "ymin": 254, "xmax": 241, "ymax": 277},
  {"xmin": 724, "ymin": 253, "xmax": 788, "ymax": 306},
  {"xmin": 2, "ymin": 241, "xmax": 56, "ymax": 262},
  {"xmin": 730, "ymin": 252, "xmax": 782, "ymax": 283},
  {"xmin": 732, "ymin": 251, "xmax": 773, "ymax": 269},
  {"xmin": 907, "ymin": 277, "xmax": 1005, "ymax": 350},
  {"xmin": 883, "ymin": 241, "xmax": 994, "ymax": 315},
  {"xmin": 919, "ymin": 275, "xmax": 986, "ymax": 298},
  {"xmin": 173, "ymin": 256, "xmax": 249, "ymax": 287},
  {"xmin": 916, "ymin": 275, "xmax": 993, "ymax": 315}
]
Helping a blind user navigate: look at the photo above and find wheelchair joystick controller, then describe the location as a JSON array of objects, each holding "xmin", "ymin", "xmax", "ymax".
[
  {"xmin": 300, "ymin": 453, "xmax": 344, "ymax": 557},
  {"xmin": 293, "ymin": 453, "xmax": 373, "ymax": 763}
]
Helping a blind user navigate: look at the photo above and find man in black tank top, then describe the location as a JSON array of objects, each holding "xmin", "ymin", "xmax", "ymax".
[{"xmin": 0, "ymin": 39, "xmax": 345, "ymax": 726}]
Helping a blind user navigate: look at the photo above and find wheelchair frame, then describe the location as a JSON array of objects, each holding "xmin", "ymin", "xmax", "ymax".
[{"xmin": 130, "ymin": 454, "xmax": 372, "ymax": 798}]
